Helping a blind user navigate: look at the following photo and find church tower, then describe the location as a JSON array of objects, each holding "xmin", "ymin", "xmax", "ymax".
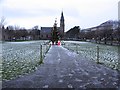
[{"xmin": 60, "ymin": 11, "xmax": 65, "ymax": 39}]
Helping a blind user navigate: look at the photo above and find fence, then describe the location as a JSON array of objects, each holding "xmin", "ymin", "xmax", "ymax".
[
  {"xmin": 2, "ymin": 40, "xmax": 51, "ymax": 80},
  {"xmin": 40, "ymin": 42, "xmax": 51, "ymax": 64},
  {"xmin": 62, "ymin": 41, "xmax": 119, "ymax": 71}
]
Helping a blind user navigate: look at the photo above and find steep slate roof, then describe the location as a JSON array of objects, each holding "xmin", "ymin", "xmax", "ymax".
[
  {"xmin": 41, "ymin": 27, "xmax": 60, "ymax": 34},
  {"xmin": 41, "ymin": 27, "xmax": 52, "ymax": 33}
]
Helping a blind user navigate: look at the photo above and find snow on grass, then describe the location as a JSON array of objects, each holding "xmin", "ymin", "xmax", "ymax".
[
  {"xmin": 62, "ymin": 41, "xmax": 119, "ymax": 70},
  {"xmin": 2, "ymin": 40, "xmax": 50, "ymax": 80},
  {"xmin": 63, "ymin": 41, "xmax": 88, "ymax": 44},
  {"xmin": 5, "ymin": 40, "xmax": 48, "ymax": 44},
  {"xmin": 0, "ymin": 43, "xmax": 2, "ymax": 81}
]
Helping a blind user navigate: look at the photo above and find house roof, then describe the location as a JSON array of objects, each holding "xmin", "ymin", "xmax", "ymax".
[
  {"xmin": 41, "ymin": 27, "xmax": 52, "ymax": 33},
  {"xmin": 41, "ymin": 27, "xmax": 60, "ymax": 34}
]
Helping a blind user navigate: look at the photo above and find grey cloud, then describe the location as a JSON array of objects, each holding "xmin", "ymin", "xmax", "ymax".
[
  {"xmin": 2, "ymin": 7, "xmax": 61, "ymax": 18},
  {"xmin": 64, "ymin": 8, "xmax": 80, "ymax": 18}
]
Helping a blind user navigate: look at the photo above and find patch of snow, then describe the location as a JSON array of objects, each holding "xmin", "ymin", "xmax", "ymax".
[
  {"xmin": 66, "ymin": 51, "xmax": 77, "ymax": 57},
  {"xmin": 59, "ymin": 79, "xmax": 63, "ymax": 83},
  {"xmin": 5, "ymin": 41, "xmax": 42, "ymax": 44},
  {"xmin": 43, "ymin": 85, "xmax": 49, "ymax": 88},
  {"xmin": 75, "ymin": 69, "xmax": 80, "ymax": 71},
  {"xmin": 79, "ymin": 85, "xmax": 84, "ymax": 88},
  {"xmin": 58, "ymin": 58, "xmax": 61, "ymax": 62},
  {"xmin": 60, "ymin": 75, "xmax": 64, "ymax": 78},
  {"xmin": 93, "ymin": 80, "xmax": 101, "ymax": 85},
  {"xmin": 103, "ymin": 73, "xmax": 107, "ymax": 75},
  {"xmin": 64, "ymin": 41, "xmax": 88, "ymax": 44},
  {"xmin": 60, "ymin": 46, "xmax": 78, "ymax": 57},
  {"xmin": 92, "ymin": 77, "xmax": 98, "ymax": 79},
  {"xmin": 79, "ymin": 68, "xmax": 85, "ymax": 72},
  {"xmin": 75, "ymin": 60, "xmax": 79, "ymax": 66},
  {"xmin": 68, "ymin": 74, "xmax": 73, "ymax": 77},
  {"xmin": 68, "ymin": 84, "xmax": 73, "ymax": 88},
  {"xmin": 75, "ymin": 78, "xmax": 82, "ymax": 82},
  {"xmin": 100, "ymin": 78, "xmax": 105, "ymax": 81},
  {"xmin": 84, "ymin": 72, "xmax": 89, "ymax": 76},
  {"xmin": 71, "ymin": 70, "xmax": 75, "ymax": 74},
  {"xmin": 113, "ymin": 82, "xmax": 117, "ymax": 85}
]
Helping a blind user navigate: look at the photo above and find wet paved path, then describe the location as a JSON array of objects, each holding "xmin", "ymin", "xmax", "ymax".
[{"xmin": 2, "ymin": 46, "xmax": 120, "ymax": 89}]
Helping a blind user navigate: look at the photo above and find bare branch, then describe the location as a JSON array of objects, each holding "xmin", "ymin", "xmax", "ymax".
[{"xmin": 0, "ymin": 16, "xmax": 6, "ymax": 28}]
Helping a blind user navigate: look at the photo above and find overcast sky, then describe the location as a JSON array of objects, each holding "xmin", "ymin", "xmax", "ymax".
[{"xmin": 0, "ymin": 0, "xmax": 119, "ymax": 31}]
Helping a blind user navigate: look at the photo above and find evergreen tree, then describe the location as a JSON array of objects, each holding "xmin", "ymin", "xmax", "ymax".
[{"xmin": 51, "ymin": 20, "xmax": 59, "ymax": 45}]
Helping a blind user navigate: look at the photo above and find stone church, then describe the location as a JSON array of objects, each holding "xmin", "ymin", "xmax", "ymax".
[{"xmin": 40, "ymin": 11, "xmax": 65, "ymax": 40}]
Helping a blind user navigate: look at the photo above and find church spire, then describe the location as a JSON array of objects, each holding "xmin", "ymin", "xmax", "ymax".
[
  {"xmin": 60, "ymin": 11, "xmax": 65, "ymax": 39},
  {"xmin": 60, "ymin": 11, "xmax": 64, "ymax": 21}
]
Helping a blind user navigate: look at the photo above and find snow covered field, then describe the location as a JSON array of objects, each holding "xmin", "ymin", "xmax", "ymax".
[
  {"xmin": 1, "ymin": 40, "xmax": 50, "ymax": 80},
  {"xmin": 63, "ymin": 41, "xmax": 120, "ymax": 70},
  {"xmin": 1, "ymin": 40, "xmax": 119, "ymax": 80}
]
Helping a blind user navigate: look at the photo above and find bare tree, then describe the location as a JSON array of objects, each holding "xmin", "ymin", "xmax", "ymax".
[
  {"xmin": 32, "ymin": 25, "xmax": 39, "ymax": 30},
  {"xmin": 0, "ymin": 16, "xmax": 6, "ymax": 40},
  {"xmin": 0, "ymin": 16, "xmax": 6, "ymax": 29},
  {"xmin": 7, "ymin": 25, "xmax": 14, "ymax": 30},
  {"xmin": 14, "ymin": 25, "xmax": 20, "ymax": 30}
]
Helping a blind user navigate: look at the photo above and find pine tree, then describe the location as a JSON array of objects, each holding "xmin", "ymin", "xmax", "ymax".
[{"xmin": 51, "ymin": 20, "xmax": 59, "ymax": 45}]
